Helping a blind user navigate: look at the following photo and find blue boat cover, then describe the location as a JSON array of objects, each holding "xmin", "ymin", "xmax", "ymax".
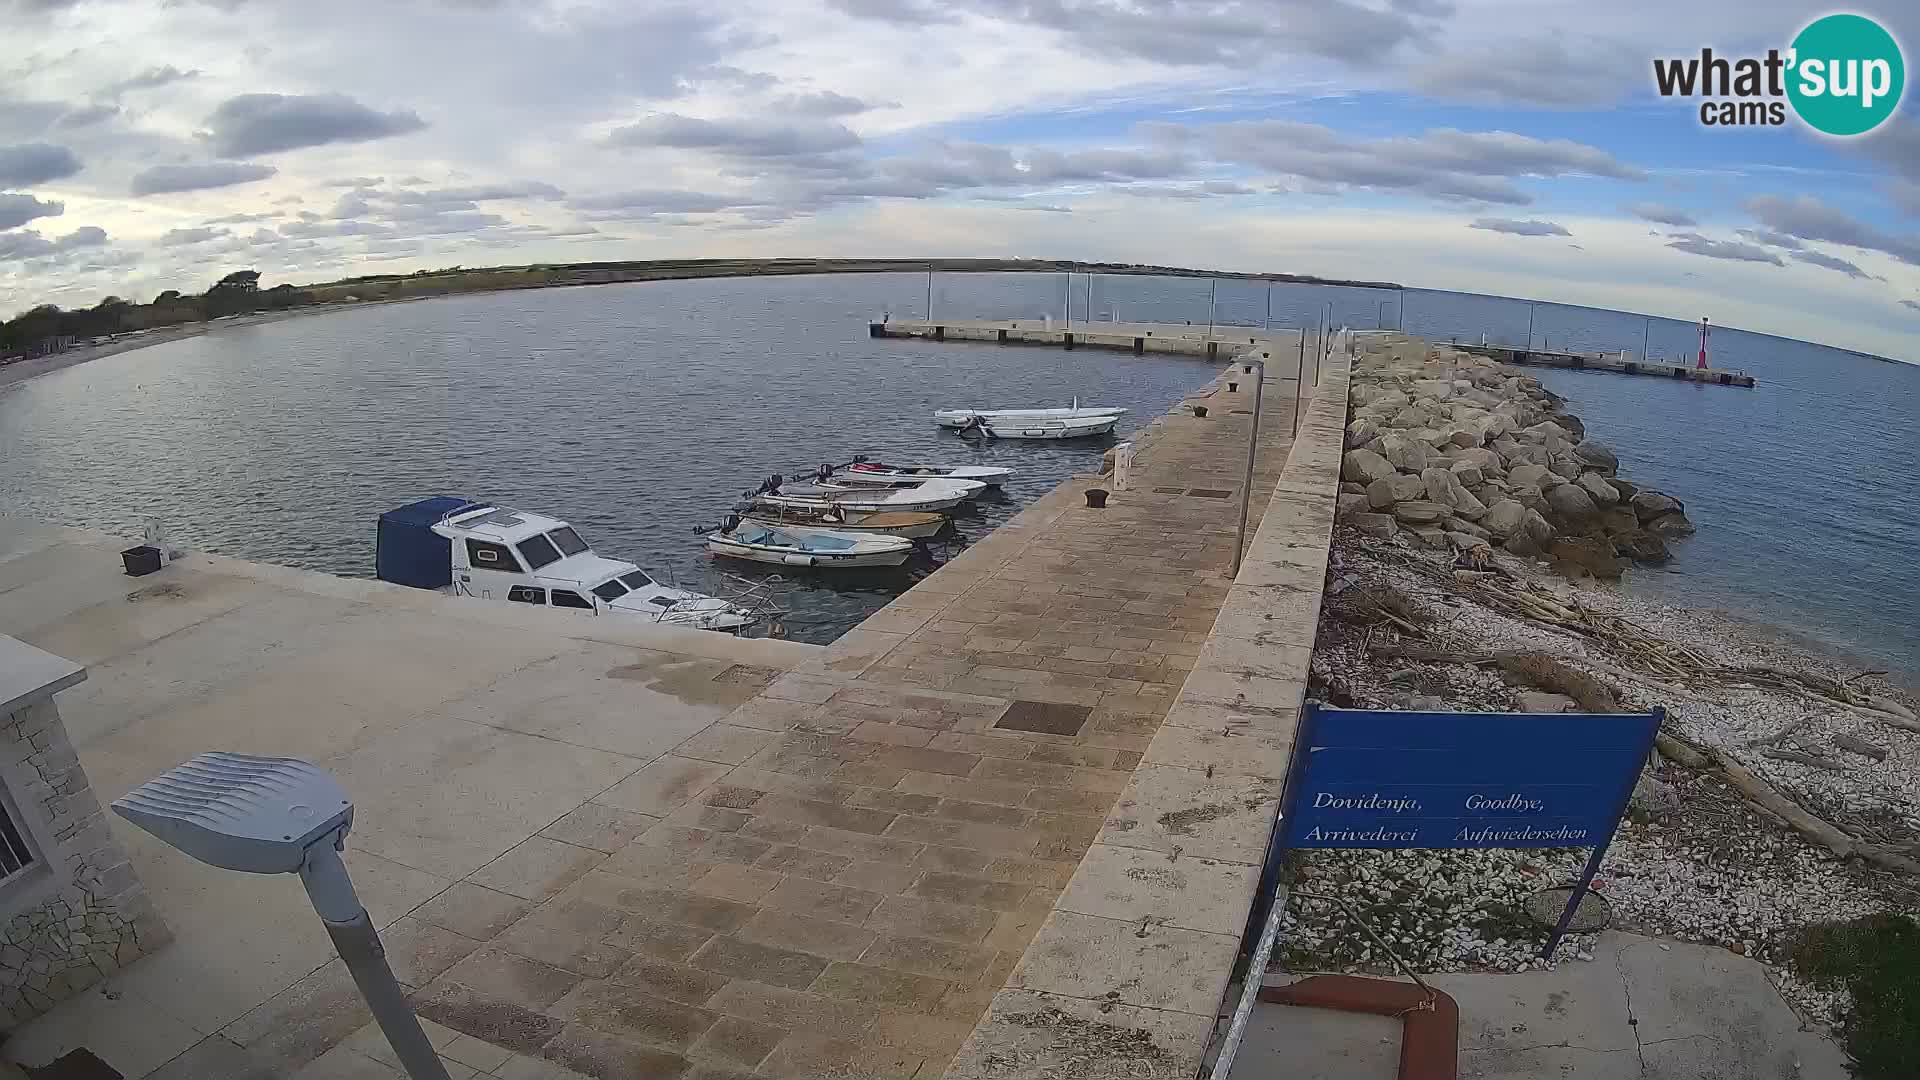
[{"xmin": 376, "ymin": 496, "xmax": 479, "ymax": 589}]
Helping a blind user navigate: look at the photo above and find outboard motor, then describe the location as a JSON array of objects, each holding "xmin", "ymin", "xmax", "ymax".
[
  {"xmin": 720, "ymin": 513, "xmax": 741, "ymax": 534},
  {"xmin": 956, "ymin": 413, "xmax": 989, "ymax": 439},
  {"xmin": 816, "ymin": 463, "xmax": 835, "ymax": 482}
]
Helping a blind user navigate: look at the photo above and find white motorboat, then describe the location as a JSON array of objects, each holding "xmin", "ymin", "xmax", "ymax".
[
  {"xmin": 749, "ymin": 476, "xmax": 974, "ymax": 513},
  {"xmin": 834, "ymin": 459, "xmax": 1013, "ymax": 487},
  {"xmin": 933, "ymin": 404, "xmax": 1126, "ymax": 428},
  {"xmin": 739, "ymin": 506, "xmax": 949, "ymax": 540},
  {"xmin": 814, "ymin": 474, "xmax": 988, "ymax": 500},
  {"xmin": 940, "ymin": 412, "xmax": 1122, "ymax": 439},
  {"xmin": 377, "ymin": 497, "xmax": 767, "ymax": 633},
  {"xmin": 708, "ymin": 521, "xmax": 914, "ymax": 568}
]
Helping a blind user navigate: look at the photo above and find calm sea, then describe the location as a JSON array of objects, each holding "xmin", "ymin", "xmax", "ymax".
[{"xmin": 0, "ymin": 272, "xmax": 1912, "ymax": 674}]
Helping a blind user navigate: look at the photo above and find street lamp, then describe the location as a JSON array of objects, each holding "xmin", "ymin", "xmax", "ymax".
[{"xmin": 113, "ymin": 753, "xmax": 452, "ymax": 1080}]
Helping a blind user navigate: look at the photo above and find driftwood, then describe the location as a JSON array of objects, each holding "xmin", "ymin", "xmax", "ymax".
[
  {"xmin": 1739, "ymin": 715, "xmax": 1812, "ymax": 749},
  {"xmin": 1833, "ymin": 733, "xmax": 1891, "ymax": 761},
  {"xmin": 1760, "ymin": 748, "xmax": 1847, "ymax": 772}
]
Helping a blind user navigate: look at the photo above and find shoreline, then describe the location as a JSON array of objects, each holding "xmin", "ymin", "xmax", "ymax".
[{"xmin": 1293, "ymin": 332, "xmax": 1918, "ymax": 1037}]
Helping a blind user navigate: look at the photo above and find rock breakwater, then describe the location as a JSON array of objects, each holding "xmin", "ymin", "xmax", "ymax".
[{"xmin": 1337, "ymin": 336, "xmax": 1695, "ymax": 576}]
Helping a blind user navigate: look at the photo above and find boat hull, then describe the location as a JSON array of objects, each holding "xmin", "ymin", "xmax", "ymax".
[
  {"xmin": 935, "ymin": 406, "xmax": 1126, "ymax": 428},
  {"xmin": 754, "ymin": 491, "xmax": 966, "ymax": 513},
  {"xmin": 745, "ymin": 511, "xmax": 947, "ymax": 539},
  {"xmin": 707, "ymin": 537, "xmax": 912, "ymax": 568},
  {"xmin": 971, "ymin": 417, "xmax": 1119, "ymax": 439},
  {"xmin": 841, "ymin": 463, "xmax": 1012, "ymax": 487}
]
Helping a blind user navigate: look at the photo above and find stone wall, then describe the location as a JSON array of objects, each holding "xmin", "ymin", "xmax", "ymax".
[
  {"xmin": 942, "ymin": 345, "xmax": 1353, "ymax": 1080},
  {"xmin": 0, "ymin": 643, "xmax": 168, "ymax": 1028}
]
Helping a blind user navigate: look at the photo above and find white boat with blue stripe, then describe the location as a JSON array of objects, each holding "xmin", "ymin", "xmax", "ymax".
[{"xmin": 707, "ymin": 521, "xmax": 914, "ymax": 568}]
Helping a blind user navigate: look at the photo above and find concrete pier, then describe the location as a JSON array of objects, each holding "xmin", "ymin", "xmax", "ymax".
[
  {"xmin": 0, "ymin": 341, "xmax": 1352, "ymax": 1079},
  {"xmin": 872, "ymin": 317, "xmax": 1311, "ymax": 367},
  {"xmin": 1456, "ymin": 342, "xmax": 1757, "ymax": 387}
]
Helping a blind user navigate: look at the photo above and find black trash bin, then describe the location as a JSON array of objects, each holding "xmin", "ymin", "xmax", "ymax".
[{"xmin": 121, "ymin": 545, "xmax": 162, "ymax": 577}]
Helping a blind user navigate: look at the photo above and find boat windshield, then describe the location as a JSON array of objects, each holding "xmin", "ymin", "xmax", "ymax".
[
  {"xmin": 591, "ymin": 579, "xmax": 628, "ymax": 602},
  {"xmin": 619, "ymin": 570, "xmax": 654, "ymax": 589},
  {"xmin": 550, "ymin": 527, "xmax": 588, "ymax": 557},
  {"xmin": 518, "ymin": 533, "xmax": 562, "ymax": 570}
]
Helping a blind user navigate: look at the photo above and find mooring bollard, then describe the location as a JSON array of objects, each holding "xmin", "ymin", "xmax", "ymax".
[
  {"xmin": 1085, "ymin": 489, "xmax": 1109, "ymax": 509},
  {"xmin": 1227, "ymin": 381, "xmax": 1238, "ymax": 392},
  {"xmin": 1192, "ymin": 405, "xmax": 1208, "ymax": 418}
]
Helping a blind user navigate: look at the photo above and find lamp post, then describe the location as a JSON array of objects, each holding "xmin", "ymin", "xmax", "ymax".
[
  {"xmin": 1231, "ymin": 358, "xmax": 1265, "ymax": 580},
  {"xmin": 113, "ymin": 753, "xmax": 451, "ymax": 1080}
]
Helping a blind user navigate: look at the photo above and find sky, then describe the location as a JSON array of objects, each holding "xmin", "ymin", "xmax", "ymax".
[{"xmin": 2, "ymin": 0, "xmax": 1919, "ymax": 360}]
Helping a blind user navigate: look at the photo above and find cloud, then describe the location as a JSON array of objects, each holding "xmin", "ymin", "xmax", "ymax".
[
  {"xmin": 0, "ymin": 142, "xmax": 81, "ymax": 186},
  {"xmin": 1736, "ymin": 227, "xmax": 1803, "ymax": 250},
  {"xmin": 1159, "ymin": 121, "xmax": 1640, "ymax": 206},
  {"xmin": 160, "ymin": 226, "xmax": 229, "ymax": 245},
  {"xmin": 1665, "ymin": 231, "xmax": 1783, "ymax": 265},
  {"xmin": 607, "ymin": 113, "xmax": 861, "ymax": 157},
  {"xmin": 324, "ymin": 175, "xmax": 385, "ymax": 187},
  {"xmin": 55, "ymin": 102, "xmax": 119, "ymax": 128},
  {"xmin": 203, "ymin": 211, "xmax": 277, "ymax": 224},
  {"xmin": 568, "ymin": 189, "xmax": 757, "ymax": 219},
  {"xmin": 1411, "ymin": 38, "xmax": 1640, "ymax": 107},
  {"xmin": 836, "ymin": 0, "xmax": 1429, "ymax": 66},
  {"xmin": 130, "ymin": 161, "xmax": 277, "ymax": 195},
  {"xmin": 0, "ymin": 224, "xmax": 105, "ymax": 263},
  {"xmin": 278, "ymin": 219, "xmax": 393, "ymax": 238},
  {"xmin": 204, "ymin": 93, "xmax": 427, "ymax": 156},
  {"xmin": 675, "ymin": 65, "xmax": 780, "ymax": 94},
  {"xmin": 0, "ymin": 192, "xmax": 63, "ymax": 230},
  {"xmin": 1903, "ymin": 299, "xmax": 1920, "ymax": 312},
  {"xmin": 400, "ymin": 181, "xmax": 565, "ymax": 203},
  {"xmin": 1746, "ymin": 193, "xmax": 1920, "ymax": 266},
  {"xmin": 774, "ymin": 91, "xmax": 876, "ymax": 117},
  {"xmin": 1626, "ymin": 201, "xmax": 1696, "ymax": 227},
  {"xmin": 1118, "ymin": 180, "xmax": 1257, "ymax": 199},
  {"xmin": 108, "ymin": 65, "xmax": 198, "ymax": 97},
  {"xmin": 1469, "ymin": 217, "xmax": 1570, "ymax": 236},
  {"xmin": 1789, "ymin": 249, "xmax": 1873, "ymax": 279}
]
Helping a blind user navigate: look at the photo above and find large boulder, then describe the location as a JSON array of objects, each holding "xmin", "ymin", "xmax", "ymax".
[
  {"xmin": 1609, "ymin": 477, "xmax": 1640, "ymax": 500},
  {"xmin": 1447, "ymin": 515, "xmax": 1492, "ymax": 540},
  {"xmin": 1548, "ymin": 455, "xmax": 1584, "ymax": 480},
  {"xmin": 1340, "ymin": 481, "xmax": 1368, "ymax": 495},
  {"xmin": 1630, "ymin": 491, "xmax": 1685, "ymax": 522},
  {"xmin": 1389, "ymin": 404, "xmax": 1441, "ymax": 429},
  {"xmin": 1454, "ymin": 447, "xmax": 1504, "ymax": 474},
  {"xmin": 1449, "ymin": 459, "xmax": 1485, "ymax": 487},
  {"xmin": 1599, "ymin": 507, "xmax": 1640, "ymax": 537},
  {"xmin": 1646, "ymin": 512, "xmax": 1696, "ymax": 537},
  {"xmin": 1576, "ymin": 472, "xmax": 1621, "ymax": 506},
  {"xmin": 1508, "ymin": 463, "xmax": 1557, "ymax": 489},
  {"xmin": 1342, "ymin": 449, "xmax": 1397, "ymax": 485},
  {"xmin": 1351, "ymin": 513, "xmax": 1398, "ymax": 538},
  {"xmin": 1557, "ymin": 414, "xmax": 1587, "ymax": 441},
  {"xmin": 1420, "ymin": 467, "xmax": 1488, "ymax": 520},
  {"xmin": 1446, "ymin": 427, "xmax": 1481, "ymax": 449},
  {"xmin": 1392, "ymin": 500, "xmax": 1449, "ymax": 525},
  {"xmin": 1482, "ymin": 499, "xmax": 1528, "ymax": 540},
  {"xmin": 1521, "ymin": 421, "xmax": 1572, "ymax": 445},
  {"xmin": 1337, "ymin": 493, "xmax": 1372, "ymax": 519},
  {"xmin": 1379, "ymin": 434, "xmax": 1432, "ymax": 473},
  {"xmin": 1367, "ymin": 472, "xmax": 1427, "ymax": 509},
  {"xmin": 1574, "ymin": 440, "xmax": 1619, "ymax": 475},
  {"xmin": 1411, "ymin": 379, "xmax": 1454, "ymax": 402},
  {"xmin": 1511, "ymin": 484, "xmax": 1553, "ymax": 517},
  {"xmin": 1614, "ymin": 529, "xmax": 1671, "ymax": 563},
  {"xmin": 1546, "ymin": 482, "xmax": 1599, "ymax": 520},
  {"xmin": 1503, "ymin": 443, "xmax": 1551, "ymax": 469},
  {"xmin": 1346, "ymin": 419, "xmax": 1379, "ymax": 449}
]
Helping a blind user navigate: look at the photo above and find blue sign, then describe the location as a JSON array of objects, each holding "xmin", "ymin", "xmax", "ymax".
[{"xmin": 1282, "ymin": 705, "xmax": 1662, "ymax": 850}]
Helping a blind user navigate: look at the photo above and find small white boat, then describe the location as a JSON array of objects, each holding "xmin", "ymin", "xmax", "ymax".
[
  {"xmin": 940, "ymin": 412, "xmax": 1122, "ymax": 439},
  {"xmin": 815, "ymin": 474, "xmax": 988, "ymax": 500},
  {"xmin": 377, "ymin": 498, "xmax": 766, "ymax": 632},
  {"xmin": 750, "ymin": 477, "xmax": 974, "ymax": 513},
  {"xmin": 836, "ymin": 460, "xmax": 1013, "ymax": 487},
  {"xmin": 708, "ymin": 521, "xmax": 913, "ymax": 568},
  {"xmin": 740, "ymin": 506, "xmax": 949, "ymax": 539},
  {"xmin": 933, "ymin": 404, "xmax": 1126, "ymax": 428}
]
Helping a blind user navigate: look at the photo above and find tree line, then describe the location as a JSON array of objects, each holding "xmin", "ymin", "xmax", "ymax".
[{"xmin": 0, "ymin": 270, "xmax": 319, "ymax": 357}]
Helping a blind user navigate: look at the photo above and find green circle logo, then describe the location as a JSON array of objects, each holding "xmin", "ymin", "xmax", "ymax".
[{"xmin": 1788, "ymin": 14, "xmax": 1905, "ymax": 136}]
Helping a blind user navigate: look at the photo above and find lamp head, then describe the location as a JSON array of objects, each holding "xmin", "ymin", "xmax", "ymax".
[{"xmin": 111, "ymin": 752, "xmax": 353, "ymax": 875}]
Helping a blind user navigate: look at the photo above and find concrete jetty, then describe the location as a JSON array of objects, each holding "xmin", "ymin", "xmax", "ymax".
[
  {"xmin": 872, "ymin": 317, "xmax": 1314, "ymax": 368},
  {"xmin": 1456, "ymin": 341, "xmax": 1757, "ymax": 387},
  {"xmin": 0, "ymin": 340, "xmax": 1352, "ymax": 1079}
]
